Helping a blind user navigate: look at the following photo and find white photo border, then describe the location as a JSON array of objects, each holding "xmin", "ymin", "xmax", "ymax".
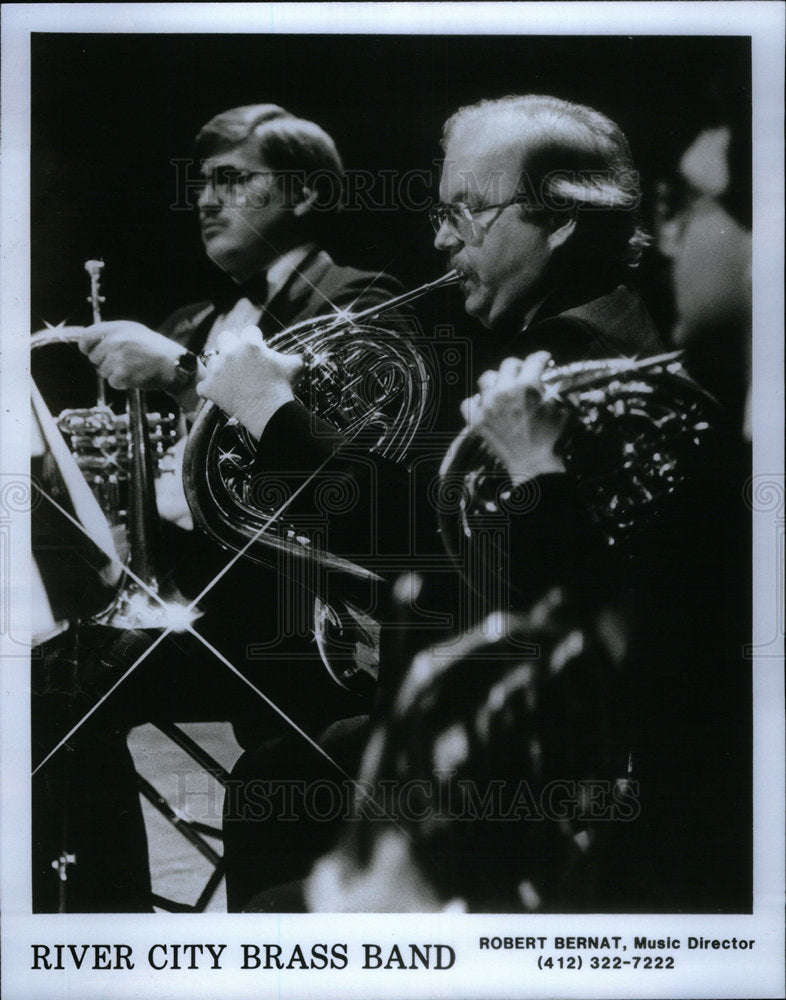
[{"xmin": 1, "ymin": 4, "xmax": 783, "ymax": 999}]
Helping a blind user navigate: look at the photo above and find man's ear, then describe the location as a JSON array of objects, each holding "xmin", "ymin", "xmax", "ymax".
[
  {"xmin": 292, "ymin": 186, "xmax": 317, "ymax": 218},
  {"xmin": 546, "ymin": 212, "xmax": 577, "ymax": 251}
]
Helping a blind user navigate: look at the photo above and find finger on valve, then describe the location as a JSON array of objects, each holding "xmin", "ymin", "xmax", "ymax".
[
  {"xmin": 78, "ymin": 330, "xmax": 106, "ymax": 360},
  {"xmin": 237, "ymin": 325, "xmax": 266, "ymax": 348},
  {"xmin": 214, "ymin": 328, "xmax": 242, "ymax": 353},
  {"xmin": 517, "ymin": 350, "xmax": 553, "ymax": 385},
  {"xmin": 497, "ymin": 356, "xmax": 525, "ymax": 379}
]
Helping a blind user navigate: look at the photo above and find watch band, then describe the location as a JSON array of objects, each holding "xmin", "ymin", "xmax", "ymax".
[{"xmin": 170, "ymin": 349, "xmax": 199, "ymax": 391}]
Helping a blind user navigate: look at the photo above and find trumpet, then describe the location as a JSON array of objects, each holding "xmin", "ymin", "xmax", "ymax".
[
  {"xmin": 31, "ymin": 260, "xmax": 193, "ymax": 631},
  {"xmin": 182, "ymin": 269, "xmax": 459, "ymax": 691}
]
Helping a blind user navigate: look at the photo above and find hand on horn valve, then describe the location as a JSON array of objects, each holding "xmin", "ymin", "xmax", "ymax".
[
  {"xmin": 78, "ymin": 321, "xmax": 186, "ymax": 391},
  {"xmin": 460, "ymin": 351, "xmax": 567, "ymax": 486},
  {"xmin": 197, "ymin": 326, "xmax": 304, "ymax": 439}
]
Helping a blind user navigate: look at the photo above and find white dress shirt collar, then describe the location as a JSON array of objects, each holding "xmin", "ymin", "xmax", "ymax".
[{"xmin": 265, "ymin": 243, "xmax": 317, "ymax": 304}]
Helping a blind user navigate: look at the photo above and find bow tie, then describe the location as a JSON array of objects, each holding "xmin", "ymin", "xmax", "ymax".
[
  {"xmin": 236, "ymin": 271, "xmax": 269, "ymax": 307},
  {"xmin": 214, "ymin": 271, "xmax": 269, "ymax": 312}
]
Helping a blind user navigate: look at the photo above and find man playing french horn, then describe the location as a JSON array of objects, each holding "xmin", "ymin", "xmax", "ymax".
[
  {"xmin": 36, "ymin": 94, "xmax": 748, "ymax": 913},
  {"xmin": 190, "ymin": 95, "xmax": 664, "ymax": 908},
  {"xmin": 424, "ymin": 98, "xmax": 747, "ymax": 911},
  {"xmin": 197, "ymin": 96, "xmax": 748, "ymax": 912},
  {"xmin": 202, "ymin": 94, "xmax": 667, "ymax": 648}
]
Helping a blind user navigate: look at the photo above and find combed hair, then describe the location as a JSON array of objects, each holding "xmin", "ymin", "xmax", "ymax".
[
  {"xmin": 442, "ymin": 95, "xmax": 650, "ymax": 273},
  {"xmin": 195, "ymin": 104, "xmax": 345, "ymax": 218},
  {"xmin": 195, "ymin": 103, "xmax": 291, "ymax": 152}
]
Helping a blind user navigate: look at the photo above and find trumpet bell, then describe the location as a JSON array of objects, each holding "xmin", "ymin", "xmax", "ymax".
[
  {"xmin": 31, "ymin": 334, "xmax": 179, "ymax": 531},
  {"xmin": 31, "ymin": 317, "xmax": 189, "ymax": 632}
]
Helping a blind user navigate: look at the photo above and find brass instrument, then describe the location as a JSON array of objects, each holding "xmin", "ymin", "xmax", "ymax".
[
  {"xmin": 438, "ymin": 351, "xmax": 717, "ymax": 560},
  {"xmin": 183, "ymin": 270, "xmax": 459, "ymax": 690},
  {"xmin": 31, "ymin": 261, "xmax": 192, "ymax": 631},
  {"xmin": 183, "ymin": 269, "xmax": 458, "ymax": 568}
]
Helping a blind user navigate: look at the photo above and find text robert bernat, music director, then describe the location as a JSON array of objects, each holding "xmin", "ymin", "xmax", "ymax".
[{"xmin": 30, "ymin": 934, "xmax": 756, "ymax": 973}]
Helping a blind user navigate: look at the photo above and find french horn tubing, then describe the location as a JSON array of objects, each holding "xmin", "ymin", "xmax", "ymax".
[
  {"xmin": 182, "ymin": 270, "xmax": 459, "ymax": 692},
  {"xmin": 438, "ymin": 351, "xmax": 717, "ymax": 562},
  {"xmin": 183, "ymin": 269, "xmax": 459, "ymax": 572}
]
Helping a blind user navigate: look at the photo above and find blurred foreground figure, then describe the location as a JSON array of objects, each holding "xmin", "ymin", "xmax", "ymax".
[
  {"xmin": 296, "ymin": 593, "xmax": 632, "ymax": 913},
  {"xmin": 657, "ymin": 123, "xmax": 752, "ymax": 440}
]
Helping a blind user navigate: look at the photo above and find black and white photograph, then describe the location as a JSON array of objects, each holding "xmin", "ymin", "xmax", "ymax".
[{"xmin": 1, "ymin": 3, "xmax": 783, "ymax": 998}]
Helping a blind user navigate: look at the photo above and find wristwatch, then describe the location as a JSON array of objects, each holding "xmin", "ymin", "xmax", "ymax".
[{"xmin": 169, "ymin": 349, "xmax": 199, "ymax": 392}]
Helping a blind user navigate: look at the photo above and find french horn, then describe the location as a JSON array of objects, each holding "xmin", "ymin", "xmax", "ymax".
[
  {"xmin": 438, "ymin": 351, "xmax": 717, "ymax": 562},
  {"xmin": 182, "ymin": 270, "xmax": 459, "ymax": 691}
]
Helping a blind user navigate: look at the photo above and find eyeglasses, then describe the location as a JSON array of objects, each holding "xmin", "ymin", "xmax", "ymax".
[
  {"xmin": 198, "ymin": 167, "xmax": 274, "ymax": 201},
  {"xmin": 429, "ymin": 195, "xmax": 530, "ymax": 241}
]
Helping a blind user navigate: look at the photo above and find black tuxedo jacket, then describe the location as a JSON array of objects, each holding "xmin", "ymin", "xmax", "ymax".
[
  {"xmin": 253, "ymin": 282, "xmax": 667, "ymax": 582},
  {"xmin": 250, "ymin": 282, "xmax": 670, "ymax": 691},
  {"xmin": 158, "ymin": 248, "xmax": 404, "ymax": 354},
  {"xmin": 150, "ymin": 251, "xmax": 409, "ymax": 736}
]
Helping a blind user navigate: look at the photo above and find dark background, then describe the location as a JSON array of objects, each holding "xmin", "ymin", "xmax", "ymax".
[
  {"xmin": 27, "ymin": 31, "xmax": 755, "ymax": 916},
  {"xmin": 31, "ymin": 32, "xmax": 750, "ymax": 335}
]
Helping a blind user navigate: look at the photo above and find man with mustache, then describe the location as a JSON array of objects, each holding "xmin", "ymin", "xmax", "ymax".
[
  {"xmin": 35, "ymin": 104, "xmax": 408, "ymax": 912},
  {"xmin": 205, "ymin": 96, "xmax": 748, "ymax": 913},
  {"xmin": 79, "ymin": 103, "xmax": 402, "ymax": 407},
  {"xmin": 207, "ymin": 95, "xmax": 665, "ymax": 632},
  {"xmin": 200, "ymin": 95, "xmax": 672, "ymax": 910},
  {"xmin": 431, "ymin": 95, "xmax": 661, "ymax": 476}
]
